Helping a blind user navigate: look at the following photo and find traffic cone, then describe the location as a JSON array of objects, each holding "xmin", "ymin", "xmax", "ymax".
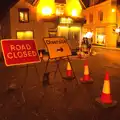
[
  {"xmin": 80, "ymin": 60, "xmax": 93, "ymax": 83},
  {"xmin": 62, "ymin": 62, "xmax": 75, "ymax": 80},
  {"xmin": 66, "ymin": 62, "xmax": 72, "ymax": 77},
  {"xmin": 95, "ymin": 72, "xmax": 117, "ymax": 108}
]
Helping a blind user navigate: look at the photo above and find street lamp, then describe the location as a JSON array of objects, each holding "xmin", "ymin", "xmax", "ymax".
[
  {"xmin": 37, "ymin": 0, "xmax": 56, "ymax": 17},
  {"xmin": 65, "ymin": 0, "xmax": 82, "ymax": 17}
]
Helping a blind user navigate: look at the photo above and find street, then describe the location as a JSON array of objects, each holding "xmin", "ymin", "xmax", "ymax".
[{"xmin": 0, "ymin": 47, "xmax": 120, "ymax": 120}]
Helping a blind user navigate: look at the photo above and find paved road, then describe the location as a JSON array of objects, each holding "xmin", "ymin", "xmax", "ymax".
[{"xmin": 0, "ymin": 47, "xmax": 120, "ymax": 120}]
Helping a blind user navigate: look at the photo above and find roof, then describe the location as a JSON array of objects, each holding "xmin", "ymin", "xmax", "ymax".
[{"xmin": 55, "ymin": 0, "xmax": 86, "ymax": 9}]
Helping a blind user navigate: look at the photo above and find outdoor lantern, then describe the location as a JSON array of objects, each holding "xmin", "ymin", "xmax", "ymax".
[
  {"xmin": 115, "ymin": 28, "xmax": 120, "ymax": 33},
  {"xmin": 85, "ymin": 32, "xmax": 93, "ymax": 38},
  {"xmin": 37, "ymin": 0, "xmax": 56, "ymax": 17},
  {"xmin": 65, "ymin": 0, "xmax": 82, "ymax": 17}
]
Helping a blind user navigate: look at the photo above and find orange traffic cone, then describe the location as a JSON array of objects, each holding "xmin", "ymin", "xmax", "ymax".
[
  {"xmin": 80, "ymin": 60, "xmax": 93, "ymax": 83},
  {"xmin": 95, "ymin": 72, "xmax": 117, "ymax": 108},
  {"xmin": 62, "ymin": 62, "xmax": 75, "ymax": 80},
  {"xmin": 66, "ymin": 62, "xmax": 72, "ymax": 77}
]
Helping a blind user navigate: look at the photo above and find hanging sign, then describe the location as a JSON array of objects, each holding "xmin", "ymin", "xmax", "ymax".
[
  {"xmin": 1, "ymin": 39, "xmax": 40, "ymax": 66},
  {"xmin": 44, "ymin": 37, "xmax": 72, "ymax": 59}
]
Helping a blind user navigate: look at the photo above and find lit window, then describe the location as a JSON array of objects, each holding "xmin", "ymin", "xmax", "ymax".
[
  {"xmin": 17, "ymin": 31, "xmax": 33, "ymax": 39},
  {"xmin": 56, "ymin": 4, "xmax": 65, "ymax": 16},
  {"xmin": 18, "ymin": 8, "xmax": 29, "ymax": 23}
]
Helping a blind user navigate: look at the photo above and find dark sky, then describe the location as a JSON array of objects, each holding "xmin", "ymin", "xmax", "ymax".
[{"xmin": 0, "ymin": 0, "xmax": 19, "ymax": 20}]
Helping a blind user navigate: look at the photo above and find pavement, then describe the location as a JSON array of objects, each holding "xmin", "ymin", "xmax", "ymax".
[{"xmin": 92, "ymin": 45, "xmax": 120, "ymax": 51}]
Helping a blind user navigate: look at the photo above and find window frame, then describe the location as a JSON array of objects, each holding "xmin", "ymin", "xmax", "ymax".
[{"xmin": 18, "ymin": 8, "xmax": 29, "ymax": 23}]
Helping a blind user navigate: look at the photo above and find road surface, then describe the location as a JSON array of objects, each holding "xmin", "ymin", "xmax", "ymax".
[{"xmin": 0, "ymin": 47, "xmax": 120, "ymax": 120}]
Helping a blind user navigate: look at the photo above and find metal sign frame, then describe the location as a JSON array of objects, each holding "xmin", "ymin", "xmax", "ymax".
[
  {"xmin": 43, "ymin": 37, "xmax": 79, "ymax": 86},
  {"xmin": 43, "ymin": 37, "xmax": 72, "ymax": 59}
]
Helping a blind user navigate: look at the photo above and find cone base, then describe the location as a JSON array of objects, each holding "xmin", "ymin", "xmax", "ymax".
[
  {"xmin": 62, "ymin": 76, "xmax": 75, "ymax": 81},
  {"xmin": 95, "ymin": 97, "xmax": 117, "ymax": 108},
  {"xmin": 80, "ymin": 77, "xmax": 93, "ymax": 84}
]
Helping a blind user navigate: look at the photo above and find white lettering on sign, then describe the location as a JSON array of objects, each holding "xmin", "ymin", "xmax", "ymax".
[
  {"xmin": 5, "ymin": 44, "xmax": 37, "ymax": 59},
  {"xmin": 6, "ymin": 51, "xmax": 37, "ymax": 59},
  {"xmin": 10, "ymin": 44, "xmax": 32, "ymax": 51}
]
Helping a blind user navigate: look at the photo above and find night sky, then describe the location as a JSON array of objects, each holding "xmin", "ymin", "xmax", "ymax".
[{"xmin": 0, "ymin": 0, "xmax": 90, "ymax": 20}]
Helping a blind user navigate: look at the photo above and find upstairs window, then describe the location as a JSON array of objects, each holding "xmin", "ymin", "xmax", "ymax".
[
  {"xmin": 89, "ymin": 13, "xmax": 93, "ymax": 23},
  {"xmin": 98, "ymin": 11, "xmax": 103, "ymax": 21},
  {"xmin": 56, "ymin": 4, "xmax": 65, "ymax": 16},
  {"xmin": 18, "ymin": 8, "xmax": 29, "ymax": 23}
]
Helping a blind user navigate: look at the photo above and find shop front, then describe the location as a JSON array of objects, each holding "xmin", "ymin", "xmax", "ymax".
[
  {"xmin": 96, "ymin": 27, "xmax": 105, "ymax": 45},
  {"xmin": 57, "ymin": 17, "xmax": 82, "ymax": 50},
  {"xmin": 57, "ymin": 25, "xmax": 81, "ymax": 50}
]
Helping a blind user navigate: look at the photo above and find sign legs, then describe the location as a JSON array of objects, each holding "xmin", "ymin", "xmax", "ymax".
[{"xmin": 20, "ymin": 64, "xmax": 40, "ymax": 105}]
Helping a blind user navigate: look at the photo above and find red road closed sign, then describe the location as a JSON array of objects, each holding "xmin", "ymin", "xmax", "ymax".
[{"xmin": 1, "ymin": 39, "xmax": 40, "ymax": 66}]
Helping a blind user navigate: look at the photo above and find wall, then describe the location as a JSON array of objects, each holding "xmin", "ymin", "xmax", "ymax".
[
  {"xmin": 82, "ymin": 0, "xmax": 118, "ymax": 47},
  {"xmin": 0, "ymin": 11, "xmax": 11, "ymax": 55},
  {"xmin": 9, "ymin": 0, "xmax": 54, "ymax": 50},
  {"xmin": 0, "ymin": 11, "xmax": 11, "ymax": 39}
]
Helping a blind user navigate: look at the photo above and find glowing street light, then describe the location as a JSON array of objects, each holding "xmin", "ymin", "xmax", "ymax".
[
  {"xmin": 42, "ymin": 7, "xmax": 52, "ymax": 15},
  {"xmin": 71, "ymin": 9, "xmax": 78, "ymax": 17},
  {"xmin": 37, "ymin": 0, "xmax": 56, "ymax": 17},
  {"xmin": 65, "ymin": 0, "xmax": 82, "ymax": 17},
  {"xmin": 85, "ymin": 32, "xmax": 93, "ymax": 38},
  {"xmin": 115, "ymin": 28, "xmax": 120, "ymax": 33}
]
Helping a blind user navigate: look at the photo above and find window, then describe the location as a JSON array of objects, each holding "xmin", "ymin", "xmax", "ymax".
[
  {"xmin": 98, "ymin": 11, "xmax": 103, "ymax": 21},
  {"xmin": 18, "ymin": 8, "xmax": 29, "ymax": 23},
  {"xmin": 89, "ymin": 13, "xmax": 93, "ymax": 23},
  {"xmin": 56, "ymin": 4, "xmax": 65, "ymax": 16},
  {"xmin": 17, "ymin": 31, "xmax": 34, "ymax": 39}
]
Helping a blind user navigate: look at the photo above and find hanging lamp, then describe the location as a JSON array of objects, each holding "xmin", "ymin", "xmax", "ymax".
[
  {"xmin": 37, "ymin": 0, "xmax": 56, "ymax": 17},
  {"xmin": 65, "ymin": 0, "xmax": 82, "ymax": 17}
]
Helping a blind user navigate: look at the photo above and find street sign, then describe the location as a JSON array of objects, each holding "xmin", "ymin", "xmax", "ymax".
[
  {"xmin": 44, "ymin": 37, "xmax": 72, "ymax": 59},
  {"xmin": 1, "ymin": 39, "xmax": 40, "ymax": 66}
]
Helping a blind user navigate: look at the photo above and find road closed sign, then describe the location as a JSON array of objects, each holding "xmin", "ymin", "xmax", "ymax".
[
  {"xmin": 1, "ymin": 39, "xmax": 40, "ymax": 66},
  {"xmin": 44, "ymin": 37, "xmax": 72, "ymax": 59}
]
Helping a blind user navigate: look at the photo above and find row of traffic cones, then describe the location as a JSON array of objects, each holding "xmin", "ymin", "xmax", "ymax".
[{"xmin": 64, "ymin": 60, "xmax": 117, "ymax": 108}]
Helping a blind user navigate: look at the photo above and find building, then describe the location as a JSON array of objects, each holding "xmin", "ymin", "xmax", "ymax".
[
  {"xmin": 82, "ymin": 0, "xmax": 120, "ymax": 48},
  {"xmin": 0, "ymin": 0, "xmax": 86, "ymax": 53}
]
